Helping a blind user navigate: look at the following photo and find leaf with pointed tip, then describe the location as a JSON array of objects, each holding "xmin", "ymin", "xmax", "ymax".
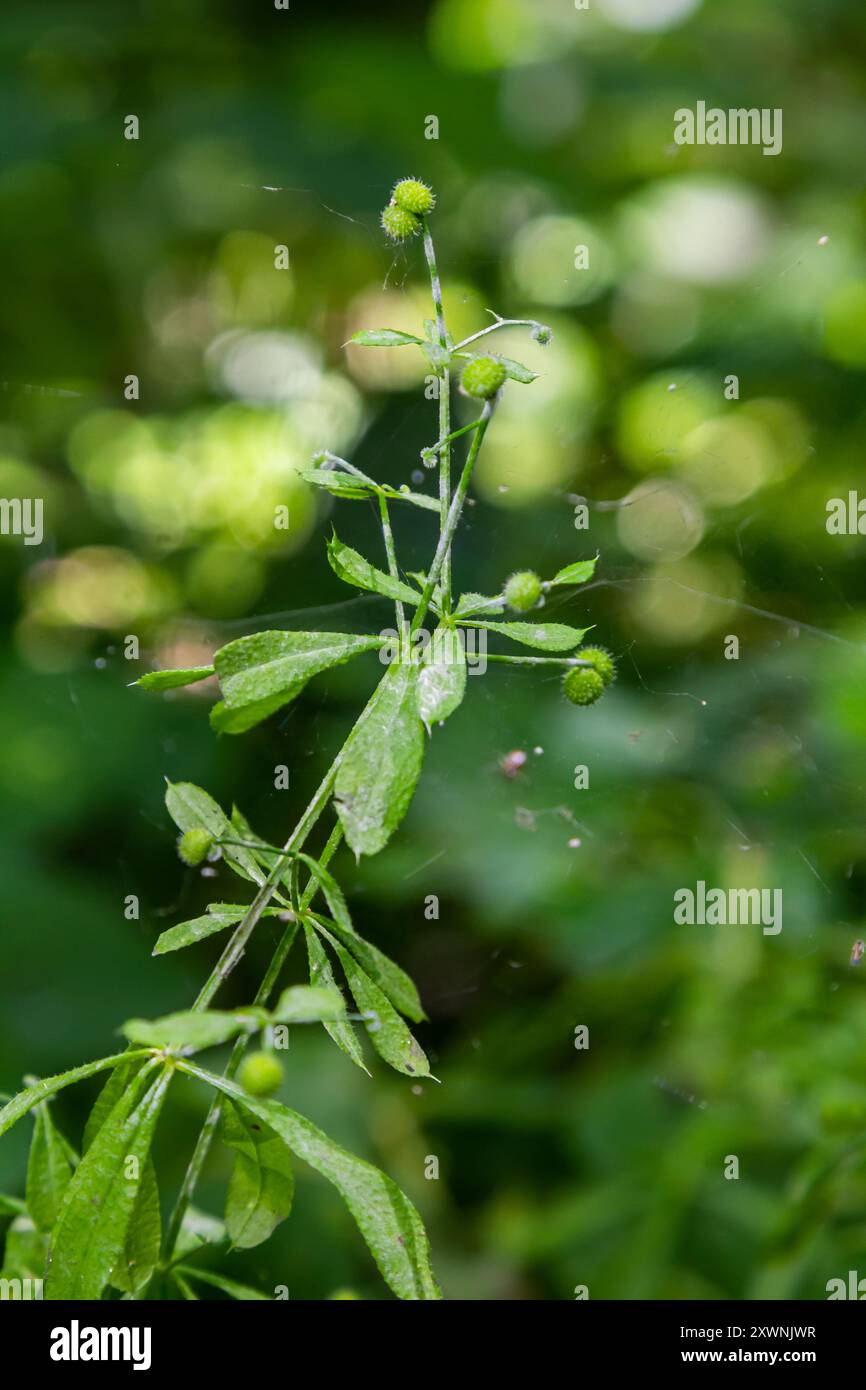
[
  {"xmin": 214, "ymin": 631, "xmax": 382, "ymax": 726},
  {"xmin": 137, "ymin": 666, "xmax": 214, "ymax": 690},
  {"xmin": 271, "ymin": 985, "xmax": 346, "ymax": 1024},
  {"xmin": 418, "ymin": 625, "xmax": 466, "ymax": 728},
  {"xmin": 327, "ymin": 534, "xmax": 422, "ymax": 607},
  {"xmin": 310, "ymin": 913, "xmax": 424, "ymax": 1023},
  {"xmin": 122, "ymin": 1009, "xmax": 266, "ymax": 1052},
  {"xmin": 549, "ymin": 556, "xmax": 598, "ymax": 587},
  {"xmin": 0, "ymin": 1194, "xmax": 27, "ymax": 1217},
  {"xmin": 173, "ymin": 1265, "xmax": 269, "ymax": 1299},
  {"xmin": 0, "ymin": 1054, "xmax": 139, "ymax": 1140},
  {"xmin": 350, "ymin": 329, "xmax": 422, "ymax": 348},
  {"xmin": 496, "ymin": 355, "xmax": 538, "ymax": 384},
  {"xmin": 462, "ymin": 619, "xmax": 590, "ymax": 652},
  {"xmin": 303, "ymin": 924, "xmax": 368, "ymax": 1073},
  {"xmin": 210, "ymin": 690, "xmax": 300, "ymax": 735},
  {"xmin": 165, "ymin": 782, "xmax": 263, "ymax": 885},
  {"xmin": 314, "ymin": 923, "xmax": 429, "ymax": 1078},
  {"xmin": 383, "ymin": 486, "xmax": 440, "ymax": 513},
  {"xmin": 221, "ymin": 1100, "xmax": 294, "ymax": 1250},
  {"xmin": 83, "ymin": 1056, "xmax": 147, "ymax": 1153},
  {"xmin": 45, "ymin": 1068, "xmax": 171, "ymax": 1300},
  {"xmin": 299, "ymin": 469, "xmax": 375, "ymax": 499},
  {"xmin": 174, "ymin": 1206, "xmax": 227, "ymax": 1260},
  {"xmin": 179, "ymin": 1062, "xmax": 441, "ymax": 1300},
  {"xmin": 26, "ymin": 1104, "xmax": 76, "ymax": 1232},
  {"xmin": 454, "ymin": 591, "xmax": 505, "ymax": 618},
  {"xmin": 335, "ymin": 662, "xmax": 424, "ymax": 858},
  {"xmin": 153, "ymin": 904, "xmax": 285, "ymax": 956}
]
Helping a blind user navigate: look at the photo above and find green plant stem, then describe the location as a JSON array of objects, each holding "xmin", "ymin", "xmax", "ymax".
[
  {"xmin": 479, "ymin": 653, "xmax": 591, "ymax": 667},
  {"xmin": 163, "ymin": 823, "xmax": 344, "ymax": 1262},
  {"xmin": 411, "ymin": 402, "xmax": 493, "ymax": 634},
  {"xmin": 453, "ymin": 316, "xmax": 543, "ymax": 351},
  {"xmin": 424, "ymin": 417, "xmax": 484, "ymax": 458},
  {"xmin": 421, "ymin": 216, "xmax": 453, "ymax": 615},
  {"xmin": 377, "ymin": 492, "xmax": 405, "ymax": 636}
]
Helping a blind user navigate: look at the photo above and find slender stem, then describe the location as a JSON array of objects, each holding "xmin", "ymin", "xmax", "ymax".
[
  {"xmin": 453, "ymin": 316, "xmax": 543, "ymax": 351},
  {"xmin": 164, "ymin": 823, "xmax": 344, "ymax": 1261},
  {"xmin": 421, "ymin": 215, "xmax": 453, "ymax": 616},
  {"xmin": 478, "ymin": 653, "xmax": 591, "ymax": 667},
  {"xmin": 378, "ymin": 493, "xmax": 405, "ymax": 636},
  {"xmin": 423, "ymin": 417, "xmax": 484, "ymax": 459},
  {"xmin": 410, "ymin": 402, "xmax": 493, "ymax": 634}
]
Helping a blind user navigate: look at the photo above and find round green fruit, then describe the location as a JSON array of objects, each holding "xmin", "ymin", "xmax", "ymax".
[
  {"xmin": 460, "ymin": 355, "xmax": 507, "ymax": 400},
  {"xmin": 238, "ymin": 1052, "xmax": 284, "ymax": 1098},
  {"xmin": 577, "ymin": 646, "xmax": 616, "ymax": 686},
  {"xmin": 504, "ymin": 570, "xmax": 542, "ymax": 612},
  {"xmin": 392, "ymin": 178, "xmax": 436, "ymax": 216},
  {"xmin": 380, "ymin": 204, "xmax": 421, "ymax": 241},
  {"xmin": 177, "ymin": 828, "xmax": 214, "ymax": 867},
  {"xmin": 563, "ymin": 667, "xmax": 605, "ymax": 706}
]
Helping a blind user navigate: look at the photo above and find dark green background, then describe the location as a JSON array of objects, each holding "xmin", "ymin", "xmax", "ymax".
[{"xmin": 2, "ymin": 0, "xmax": 866, "ymax": 1299}]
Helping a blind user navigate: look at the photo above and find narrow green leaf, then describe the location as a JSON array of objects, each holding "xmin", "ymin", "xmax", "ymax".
[
  {"xmin": 1, "ymin": 1215, "xmax": 48, "ymax": 1283},
  {"xmin": 153, "ymin": 910, "xmax": 243, "ymax": 956},
  {"xmin": 210, "ymin": 690, "xmax": 301, "ymax": 735},
  {"xmin": 45, "ymin": 1068, "xmax": 171, "ymax": 1300},
  {"xmin": 173, "ymin": 1265, "xmax": 269, "ymax": 1299},
  {"xmin": 0, "ymin": 1195, "xmax": 27, "ymax": 1217},
  {"xmin": 174, "ymin": 1206, "xmax": 227, "ymax": 1260},
  {"xmin": 137, "ymin": 666, "xmax": 214, "ymax": 690},
  {"xmin": 122, "ymin": 1009, "xmax": 266, "ymax": 1052},
  {"xmin": 335, "ymin": 662, "xmax": 425, "ymax": 858},
  {"xmin": 327, "ymin": 533, "xmax": 423, "ymax": 607},
  {"xmin": 0, "ymin": 1054, "xmax": 138, "ymax": 1140},
  {"xmin": 454, "ymin": 591, "xmax": 505, "ymax": 618},
  {"xmin": 174, "ymin": 1271, "xmax": 199, "ymax": 1299},
  {"xmin": 215, "ymin": 630, "xmax": 382, "ymax": 717},
  {"xmin": 496, "ymin": 355, "xmax": 538, "ymax": 384},
  {"xmin": 299, "ymin": 469, "xmax": 374, "ymax": 499},
  {"xmin": 463, "ymin": 619, "xmax": 590, "ymax": 652},
  {"xmin": 417, "ymin": 625, "xmax": 466, "ymax": 728},
  {"xmin": 26, "ymin": 1104, "xmax": 75, "ymax": 1232},
  {"xmin": 315, "ymin": 924, "xmax": 430, "ymax": 1078},
  {"xmin": 310, "ymin": 913, "xmax": 424, "ymax": 1023},
  {"xmin": 303, "ymin": 924, "xmax": 368, "ymax": 1074},
  {"xmin": 350, "ymin": 329, "xmax": 422, "ymax": 348},
  {"xmin": 165, "ymin": 782, "xmax": 264, "ymax": 885},
  {"xmin": 271, "ymin": 985, "xmax": 346, "ymax": 1024},
  {"xmin": 384, "ymin": 486, "xmax": 441, "ymax": 513},
  {"xmin": 83, "ymin": 1056, "xmax": 147, "ymax": 1153},
  {"xmin": 179, "ymin": 1063, "xmax": 441, "ymax": 1300},
  {"xmin": 108, "ymin": 1159, "xmax": 161, "ymax": 1294},
  {"xmin": 221, "ymin": 1099, "xmax": 294, "ymax": 1250},
  {"xmin": 549, "ymin": 556, "xmax": 598, "ymax": 587}
]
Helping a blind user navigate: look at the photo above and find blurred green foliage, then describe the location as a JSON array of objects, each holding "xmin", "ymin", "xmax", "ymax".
[{"xmin": 2, "ymin": 0, "xmax": 866, "ymax": 1299}]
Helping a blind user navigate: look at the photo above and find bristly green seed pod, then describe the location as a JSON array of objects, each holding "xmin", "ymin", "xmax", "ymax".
[
  {"xmin": 381, "ymin": 204, "xmax": 421, "ymax": 241},
  {"xmin": 392, "ymin": 178, "xmax": 436, "ymax": 216},
  {"xmin": 238, "ymin": 1051, "xmax": 284, "ymax": 1098},
  {"xmin": 577, "ymin": 646, "xmax": 616, "ymax": 686},
  {"xmin": 504, "ymin": 570, "xmax": 542, "ymax": 612},
  {"xmin": 531, "ymin": 324, "xmax": 553, "ymax": 346},
  {"xmin": 177, "ymin": 828, "xmax": 215, "ymax": 866},
  {"xmin": 460, "ymin": 354, "xmax": 507, "ymax": 400},
  {"xmin": 563, "ymin": 667, "xmax": 605, "ymax": 706}
]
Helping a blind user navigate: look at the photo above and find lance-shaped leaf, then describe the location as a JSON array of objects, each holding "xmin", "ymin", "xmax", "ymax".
[
  {"xmin": 417, "ymin": 625, "xmax": 466, "ymax": 729},
  {"xmin": 174, "ymin": 1205, "xmax": 227, "ymax": 1260},
  {"xmin": 221, "ymin": 1099, "xmax": 294, "ymax": 1250},
  {"xmin": 310, "ymin": 913, "xmax": 424, "ymax": 1023},
  {"xmin": 271, "ymin": 984, "xmax": 346, "ymax": 1024},
  {"xmin": 350, "ymin": 329, "xmax": 423, "ymax": 348},
  {"xmin": 137, "ymin": 666, "xmax": 214, "ymax": 691},
  {"xmin": 0, "ymin": 1195, "xmax": 27, "ymax": 1216},
  {"xmin": 327, "ymin": 533, "xmax": 423, "ymax": 608},
  {"xmin": 335, "ymin": 661, "xmax": 425, "ymax": 858},
  {"xmin": 109, "ymin": 1160, "xmax": 161, "ymax": 1294},
  {"xmin": 383, "ymin": 486, "xmax": 441, "ymax": 513},
  {"xmin": 314, "ymin": 923, "xmax": 430, "ymax": 1078},
  {"xmin": 166, "ymin": 782, "xmax": 263, "ymax": 885},
  {"xmin": 45, "ymin": 1068, "xmax": 171, "ymax": 1300},
  {"xmin": 454, "ymin": 591, "xmax": 505, "ymax": 618},
  {"xmin": 179, "ymin": 1062, "xmax": 441, "ymax": 1300},
  {"xmin": 299, "ymin": 468, "xmax": 376, "ymax": 499},
  {"xmin": 0, "ymin": 1053, "xmax": 138, "ymax": 1140},
  {"xmin": 215, "ymin": 630, "xmax": 383, "ymax": 720},
  {"xmin": 210, "ymin": 691, "xmax": 299, "ymax": 736},
  {"xmin": 173, "ymin": 1265, "xmax": 269, "ymax": 1300},
  {"xmin": 83, "ymin": 1055, "xmax": 148, "ymax": 1152},
  {"xmin": 549, "ymin": 556, "xmax": 598, "ymax": 587},
  {"xmin": 495, "ymin": 355, "xmax": 537, "ymax": 384},
  {"xmin": 25, "ymin": 1103, "xmax": 76, "ymax": 1233},
  {"xmin": 153, "ymin": 905, "xmax": 285, "ymax": 957},
  {"xmin": 303, "ymin": 923, "xmax": 368, "ymax": 1074},
  {"xmin": 122, "ymin": 1008, "xmax": 266, "ymax": 1052},
  {"xmin": 461, "ymin": 619, "xmax": 590, "ymax": 652},
  {"xmin": 0, "ymin": 1216, "xmax": 48, "ymax": 1284}
]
